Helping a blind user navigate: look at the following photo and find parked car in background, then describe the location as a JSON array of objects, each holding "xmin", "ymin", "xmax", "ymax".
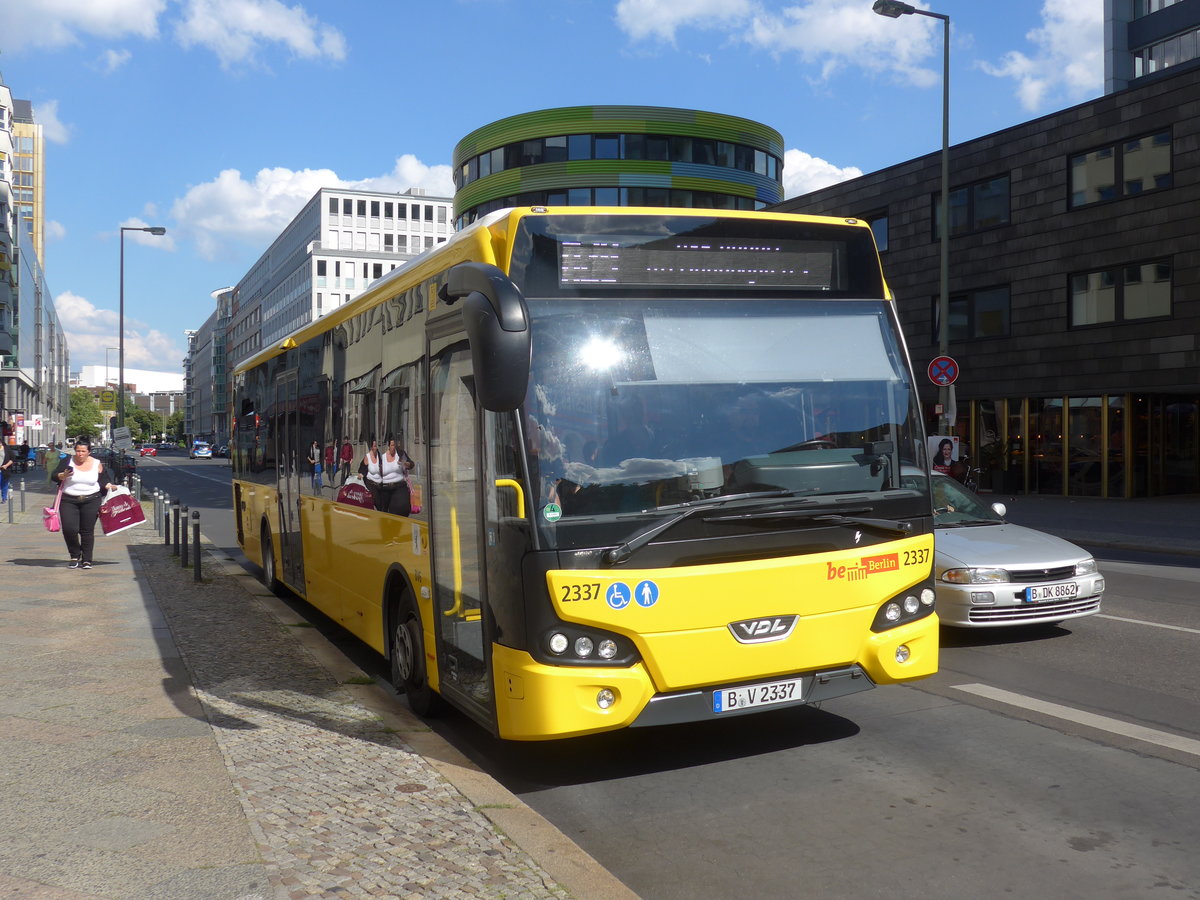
[
  {"xmin": 190, "ymin": 442, "xmax": 213, "ymax": 460},
  {"xmin": 140, "ymin": 446, "xmax": 158, "ymax": 457},
  {"xmin": 902, "ymin": 471, "xmax": 1105, "ymax": 628}
]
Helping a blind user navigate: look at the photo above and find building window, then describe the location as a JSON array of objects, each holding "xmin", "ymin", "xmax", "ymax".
[
  {"xmin": 933, "ymin": 175, "xmax": 1010, "ymax": 238},
  {"xmin": 940, "ymin": 286, "xmax": 1011, "ymax": 341},
  {"xmin": 1070, "ymin": 131, "xmax": 1171, "ymax": 207},
  {"xmin": 1070, "ymin": 260, "xmax": 1172, "ymax": 326},
  {"xmin": 1133, "ymin": 25, "xmax": 1200, "ymax": 76}
]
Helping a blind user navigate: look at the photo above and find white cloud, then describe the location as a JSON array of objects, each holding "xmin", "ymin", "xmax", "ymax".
[
  {"xmin": 980, "ymin": 0, "xmax": 1103, "ymax": 111},
  {"xmin": 746, "ymin": 0, "xmax": 941, "ymax": 86},
  {"xmin": 615, "ymin": 0, "xmax": 756, "ymax": 43},
  {"xmin": 46, "ymin": 221, "xmax": 67, "ymax": 241},
  {"xmin": 0, "ymin": 0, "xmax": 344, "ymax": 68},
  {"xmin": 31, "ymin": 100, "xmax": 71, "ymax": 144},
  {"xmin": 782, "ymin": 149, "xmax": 862, "ymax": 199},
  {"xmin": 56, "ymin": 290, "xmax": 182, "ymax": 369},
  {"xmin": 101, "ymin": 48, "xmax": 133, "ymax": 72},
  {"xmin": 0, "ymin": 0, "xmax": 165, "ymax": 50},
  {"xmin": 168, "ymin": 157, "xmax": 452, "ymax": 260},
  {"xmin": 615, "ymin": 0, "xmax": 941, "ymax": 85},
  {"xmin": 173, "ymin": 0, "xmax": 347, "ymax": 68}
]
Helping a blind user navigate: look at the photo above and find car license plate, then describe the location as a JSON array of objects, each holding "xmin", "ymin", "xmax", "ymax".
[
  {"xmin": 1025, "ymin": 583, "xmax": 1079, "ymax": 603},
  {"xmin": 713, "ymin": 677, "xmax": 804, "ymax": 713}
]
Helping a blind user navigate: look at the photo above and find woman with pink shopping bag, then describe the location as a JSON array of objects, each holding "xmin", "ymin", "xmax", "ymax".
[{"xmin": 50, "ymin": 438, "xmax": 119, "ymax": 569}]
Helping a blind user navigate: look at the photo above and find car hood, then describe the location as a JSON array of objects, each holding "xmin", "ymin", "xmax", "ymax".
[{"xmin": 935, "ymin": 522, "xmax": 1090, "ymax": 569}]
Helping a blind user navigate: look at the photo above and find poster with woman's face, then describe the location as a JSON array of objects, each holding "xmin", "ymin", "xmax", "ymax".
[{"xmin": 929, "ymin": 435, "xmax": 959, "ymax": 473}]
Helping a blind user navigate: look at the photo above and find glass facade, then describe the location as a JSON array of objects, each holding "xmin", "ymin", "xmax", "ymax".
[
  {"xmin": 453, "ymin": 107, "xmax": 785, "ymax": 228},
  {"xmin": 947, "ymin": 395, "xmax": 1199, "ymax": 498}
]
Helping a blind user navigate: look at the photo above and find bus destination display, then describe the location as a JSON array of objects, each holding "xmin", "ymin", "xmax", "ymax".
[{"xmin": 559, "ymin": 239, "xmax": 837, "ymax": 289}]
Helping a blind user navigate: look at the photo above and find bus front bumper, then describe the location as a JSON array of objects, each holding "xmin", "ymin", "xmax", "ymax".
[{"xmin": 491, "ymin": 617, "xmax": 936, "ymax": 741}]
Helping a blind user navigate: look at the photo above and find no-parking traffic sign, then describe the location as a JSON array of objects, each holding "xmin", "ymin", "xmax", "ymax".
[{"xmin": 927, "ymin": 355, "xmax": 959, "ymax": 386}]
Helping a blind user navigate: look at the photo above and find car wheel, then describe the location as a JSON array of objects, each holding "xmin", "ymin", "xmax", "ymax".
[{"xmin": 390, "ymin": 595, "xmax": 443, "ymax": 717}]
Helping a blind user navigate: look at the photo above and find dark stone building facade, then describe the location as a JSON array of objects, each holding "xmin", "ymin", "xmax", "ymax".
[{"xmin": 773, "ymin": 67, "xmax": 1200, "ymax": 497}]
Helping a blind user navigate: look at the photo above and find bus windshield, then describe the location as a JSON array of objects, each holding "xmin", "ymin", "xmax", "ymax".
[{"xmin": 522, "ymin": 297, "xmax": 927, "ymax": 549}]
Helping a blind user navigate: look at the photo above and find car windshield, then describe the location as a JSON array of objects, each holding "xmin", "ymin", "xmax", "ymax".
[
  {"xmin": 923, "ymin": 474, "xmax": 1003, "ymax": 526},
  {"xmin": 521, "ymin": 297, "xmax": 927, "ymax": 550}
]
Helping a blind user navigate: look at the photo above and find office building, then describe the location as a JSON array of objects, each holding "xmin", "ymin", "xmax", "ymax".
[
  {"xmin": 0, "ymin": 74, "xmax": 69, "ymax": 447},
  {"xmin": 1106, "ymin": 0, "xmax": 1200, "ymax": 92},
  {"xmin": 226, "ymin": 187, "xmax": 453, "ymax": 369},
  {"xmin": 452, "ymin": 106, "xmax": 784, "ymax": 227},
  {"xmin": 773, "ymin": 65, "xmax": 1199, "ymax": 498}
]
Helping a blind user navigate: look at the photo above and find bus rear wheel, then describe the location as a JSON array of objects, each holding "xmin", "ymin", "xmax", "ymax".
[
  {"xmin": 390, "ymin": 597, "xmax": 443, "ymax": 717},
  {"xmin": 260, "ymin": 524, "xmax": 281, "ymax": 593}
]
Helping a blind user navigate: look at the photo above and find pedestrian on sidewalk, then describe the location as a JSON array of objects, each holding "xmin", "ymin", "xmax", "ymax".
[
  {"xmin": 51, "ymin": 437, "xmax": 120, "ymax": 569},
  {"xmin": 0, "ymin": 441, "xmax": 13, "ymax": 502}
]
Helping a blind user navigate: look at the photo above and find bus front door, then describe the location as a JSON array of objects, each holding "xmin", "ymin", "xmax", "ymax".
[
  {"xmin": 428, "ymin": 342, "xmax": 493, "ymax": 721},
  {"xmin": 275, "ymin": 372, "xmax": 305, "ymax": 591}
]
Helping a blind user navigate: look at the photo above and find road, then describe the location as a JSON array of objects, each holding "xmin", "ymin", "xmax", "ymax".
[{"xmin": 135, "ymin": 454, "xmax": 1200, "ymax": 899}]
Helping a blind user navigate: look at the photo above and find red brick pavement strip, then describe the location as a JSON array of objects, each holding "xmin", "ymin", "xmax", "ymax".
[{"xmin": 1, "ymin": 480, "xmax": 637, "ymax": 900}]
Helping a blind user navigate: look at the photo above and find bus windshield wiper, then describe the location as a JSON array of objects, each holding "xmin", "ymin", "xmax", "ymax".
[
  {"xmin": 602, "ymin": 490, "xmax": 800, "ymax": 566},
  {"xmin": 705, "ymin": 506, "xmax": 914, "ymax": 537}
]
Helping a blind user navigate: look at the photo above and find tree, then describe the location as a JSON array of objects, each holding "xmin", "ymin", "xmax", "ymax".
[
  {"xmin": 67, "ymin": 388, "xmax": 103, "ymax": 441},
  {"xmin": 166, "ymin": 410, "xmax": 185, "ymax": 441}
]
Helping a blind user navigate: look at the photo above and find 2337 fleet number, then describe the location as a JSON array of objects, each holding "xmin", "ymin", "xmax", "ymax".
[
  {"xmin": 560, "ymin": 583, "xmax": 602, "ymax": 602},
  {"xmin": 902, "ymin": 548, "xmax": 930, "ymax": 566}
]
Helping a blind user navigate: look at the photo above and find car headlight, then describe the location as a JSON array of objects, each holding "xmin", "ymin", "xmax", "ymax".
[
  {"xmin": 941, "ymin": 567, "xmax": 1010, "ymax": 585},
  {"xmin": 1075, "ymin": 558, "xmax": 1098, "ymax": 576}
]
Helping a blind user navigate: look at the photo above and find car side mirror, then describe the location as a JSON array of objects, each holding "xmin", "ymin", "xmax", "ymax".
[{"xmin": 991, "ymin": 502, "xmax": 1007, "ymax": 518}]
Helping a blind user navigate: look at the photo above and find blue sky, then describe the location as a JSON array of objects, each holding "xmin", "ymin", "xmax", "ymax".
[{"xmin": 1, "ymin": 0, "xmax": 1103, "ymax": 376}]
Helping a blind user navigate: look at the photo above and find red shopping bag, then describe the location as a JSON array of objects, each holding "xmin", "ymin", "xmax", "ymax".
[
  {"xmin": 99, "ymin": 487, "xmax": 147, "ymax": 535},
  {"xmin": 336, "ymin": 475, "xmax": 375, "ymax": 509}
]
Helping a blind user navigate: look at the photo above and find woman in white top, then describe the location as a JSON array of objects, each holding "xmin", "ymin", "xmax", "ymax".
[
  {"xmin": 358, "ymin": 434, "xmax": 414, "ymax": 515},
  {"xmin": 51, "ymin": 438, "xmax": 118, "ymax": 569}
]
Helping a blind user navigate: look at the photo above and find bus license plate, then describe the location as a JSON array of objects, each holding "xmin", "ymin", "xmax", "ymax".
[
  {"xmin": 713, "ymin": 677, "xmax": 804, "ymax": 713},
  {"xmin": 1025, "ymin": 583, "xmax": 1079, "ymax": 603}
]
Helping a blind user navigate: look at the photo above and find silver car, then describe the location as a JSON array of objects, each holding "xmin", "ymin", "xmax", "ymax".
[{"xmin": 916, "ymin": 472, "xmax": 1105, "ymax": 628}]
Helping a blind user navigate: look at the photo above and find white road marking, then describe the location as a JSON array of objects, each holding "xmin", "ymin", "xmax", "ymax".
[
  {"xmin": 1097, "ymin": 613, "xmax": 1200, "ymax": 635},
  {"xmin": 952, "ymin": 683, "xmax": 1200, "ymax": 758}
]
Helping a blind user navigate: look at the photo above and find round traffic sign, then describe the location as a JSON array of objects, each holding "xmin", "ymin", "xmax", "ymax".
[{"xmin": 927, "ymin": 355, "xmax": 959, "ymax": 386}]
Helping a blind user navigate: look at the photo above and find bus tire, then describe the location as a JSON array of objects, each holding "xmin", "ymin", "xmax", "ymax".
[
  {"xmin": 390, "ymin": 595, "xmax": 444, "ymax": 717},
  {"xmin": 260, "ymin": 523, "xmax": 281, "ymax": 593}
]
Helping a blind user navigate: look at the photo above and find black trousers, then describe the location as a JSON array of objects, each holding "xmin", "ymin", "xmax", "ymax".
[
  {"xmin": 369, "ymin": 481, "xmax": 411, "ymax": 517},
  {"xmin": 61, "ymin": 491, "xmax": 103, "ymax": 563}
]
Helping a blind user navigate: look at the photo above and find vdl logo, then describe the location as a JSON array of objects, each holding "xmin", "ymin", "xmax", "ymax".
[{"xmin": 728, "ymin": 615, "xmax": 798, "ymax": 644}]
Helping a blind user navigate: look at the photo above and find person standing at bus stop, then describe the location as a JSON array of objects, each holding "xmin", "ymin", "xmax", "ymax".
[{"xmin": 52, "ymin": 438, "xmax": 119, "ymax": 569}]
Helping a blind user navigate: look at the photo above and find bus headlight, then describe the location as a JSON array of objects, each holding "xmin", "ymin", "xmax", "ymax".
[
  {"xmin": 871, "ymin": 580, "xmax": 937, "ymax": 632},
  {"xmin": 538, "ymin": 627, "xmax": 639, "ymax": 667}
]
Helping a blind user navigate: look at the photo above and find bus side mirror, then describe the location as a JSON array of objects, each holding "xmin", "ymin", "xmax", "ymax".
[{"xmin": 443, "ymin": 263, "xmax": 532, "ymax": 412}]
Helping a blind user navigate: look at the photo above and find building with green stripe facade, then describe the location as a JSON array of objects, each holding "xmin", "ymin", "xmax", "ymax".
[{"xmin": 452, "ymin": 106, "xmax": 784, "ymax": 228}]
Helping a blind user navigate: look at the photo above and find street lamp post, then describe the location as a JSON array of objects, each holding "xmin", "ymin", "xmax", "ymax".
[
  {"xmin": 118, "ymin": 226, "xmax": 167, "ymax": 431},
  {"xmin": 105, "ymin": 347, "xmax": 118, "ymax": 442},
  {"xmin": 872, "ymin": 0, "xmax": 951, "ymax": 431}
]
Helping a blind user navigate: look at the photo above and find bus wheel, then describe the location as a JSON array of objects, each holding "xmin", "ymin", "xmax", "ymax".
[
  {"xmin": 260, "ymin": 524, "xmax": 281, "ymax": 593},
  {"xmin": 390, "ymin": 597, "xmax": 443, "ymax": 717}
]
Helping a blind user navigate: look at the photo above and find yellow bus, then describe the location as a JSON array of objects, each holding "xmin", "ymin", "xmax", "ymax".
[{"xmin": 231, "ymin": 207, "xmax": 938, "ymax": 740}]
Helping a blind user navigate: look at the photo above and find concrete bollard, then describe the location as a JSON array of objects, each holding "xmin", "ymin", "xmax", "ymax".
[
  {"xmin": 181, "ymin": 506, "xmax": 189, "ymax": 569},
  {"xmin": 192, "ymin": 510, "xmax": 202, "ymax": 582},
  {"xmin": 172, "ymin": 500, "xmax": 181, "ymax": 555}
]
